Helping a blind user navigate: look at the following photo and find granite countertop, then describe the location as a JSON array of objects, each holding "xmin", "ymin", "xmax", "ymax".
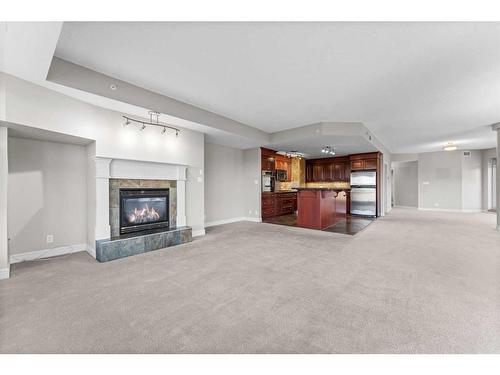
[
  {"xmin": 295, "ymin": 187, "xmax": 350, "ymax": 191},
  {"xmin": 262, "ymin": 190, "xmax": 298, "ymax": 194}
]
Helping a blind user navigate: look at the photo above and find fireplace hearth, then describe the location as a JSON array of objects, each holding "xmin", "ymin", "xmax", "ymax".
[{"xmin": 120, "ymin": 188, "xmax": 169, "ymax": 234}]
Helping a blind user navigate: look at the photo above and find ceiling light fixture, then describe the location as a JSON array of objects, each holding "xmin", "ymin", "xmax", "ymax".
[
  {"xmin": 443, "ymin": 142, "xmax": 457, "ymax": 151},
  {"xmin": 321, "ymin": 146, "xmax": 336, "ymax": 155},
  {"xmin": 121, "ymin": 111, "xmax": 181, "ymax": 136}
]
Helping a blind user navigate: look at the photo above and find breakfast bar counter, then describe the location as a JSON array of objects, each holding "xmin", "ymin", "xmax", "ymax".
[{"xmin": 296, "ymin": 188, "xmax": 349, "ymax": 230}]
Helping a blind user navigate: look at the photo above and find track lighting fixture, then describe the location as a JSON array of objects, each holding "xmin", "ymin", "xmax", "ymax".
[
  {"xmin": 121, "ymin": 110, "xmax": 181, "ymax": 136},
  {"xmin": 321, "ymin": 146, "xmax": 335, "ymax": 155}
]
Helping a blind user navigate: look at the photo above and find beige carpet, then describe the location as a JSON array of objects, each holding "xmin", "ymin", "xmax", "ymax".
[{"xmin": 1, "ymin": 208, "xmax": 499, "ymax": 353}]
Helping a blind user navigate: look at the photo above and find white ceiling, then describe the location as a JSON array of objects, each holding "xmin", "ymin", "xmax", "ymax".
[
  {"xmin": 54, "ymin": 22, "xmax": 500, "ymax": 153},
  {"xmin": 268, "ymin": 135, "xmax": 377, "ymax": 159}
]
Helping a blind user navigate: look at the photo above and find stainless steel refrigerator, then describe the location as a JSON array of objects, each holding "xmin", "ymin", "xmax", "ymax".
[{"xmin": 350, "ymin": 171, "xmax": 377, "ymax": 217}]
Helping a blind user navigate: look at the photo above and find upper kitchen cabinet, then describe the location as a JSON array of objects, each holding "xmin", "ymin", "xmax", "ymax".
[
  {"xmin": 305, "ymin": 156, "xmax": 349, "ymax": 182},
  {"xmin": 261, "ymin": 147, "xmax": 276, "ymax": 171},
  {"xmin": 275, "ymin": 154, "xmax": 292, "ymax": 182},
  {"xmin": 349, "ymin": 152, "xmax": 380, "ymax": 171}
]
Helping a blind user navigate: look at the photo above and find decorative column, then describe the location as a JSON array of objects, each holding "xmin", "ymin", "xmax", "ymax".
[
  {"xmin": 94, "ymin": 158, "xmax": 112, "ymax": 241},
  {"xmin": 176, "ymin": 166, "xmax": 187, "ymax": 227},
  {"xmin": 493, "ymin": 123, "xmax": 500, "ymax": 231}
]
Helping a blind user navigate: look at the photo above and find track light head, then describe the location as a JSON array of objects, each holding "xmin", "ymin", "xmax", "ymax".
[
  {"xmin": 161, "ymin": 127, "xmax": 167, "ymax": 134},
  {"xmin": 140, "ymin": 124, "xmax": 146, "ymax": 131}
]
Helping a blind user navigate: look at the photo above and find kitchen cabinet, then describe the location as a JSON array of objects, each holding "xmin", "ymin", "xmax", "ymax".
[
  {"xmin": 305, "ymin": 157, "xmax": 350, "ymax": 182},
  {"xmin": 350, "ymin": 159, "xmax": 364, "ymax": 170},
  {"xmin": 275, "ymin": 192, "xmax": 297, "ymax": 215},
  {"xmin": 262, "ymin": 193, "xmax": 276, "ymax": 219},
  {"xmin": 349, "ymin": 153, "xmax": 380, "ymax": 171},
  {"xmin": 312, "ymin": 163, "xmax": 324, "ymax": 181},
  {"xmin": 262, "ymin": 192, "xmax": 297, "ymax": 219},
  {"xmin": 275, "ymin": 155, "xmax": 292, "ymax": 182},
  {"xmin": 261, "ymin": 148, "xmax": 276, "ymax": 171}
]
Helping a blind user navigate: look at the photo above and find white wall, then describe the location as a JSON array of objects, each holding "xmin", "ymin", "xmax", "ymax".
[
  {"xmin": 393, "ymin": 161, "xmax": 418, "ymax": 207},
  {"xmin": 1, "ymin": 73, "xmax": 205, "ymax": 235},
  {"xmin": 204, "ymin": 143, "xmax": 245, "ymax": 224},
  {"xmin": 0, "ymin": 127, "xmax": 9, "ymax": 279},
  {"xmin": 242, "ymin": 148, "xmax": 262, "ymax": 220},
  {"xmin": 418, "ymin": 151, "xmax": 463, "ymax": 210},
  {"xmin": 417, "ymin": 150, "xmax": 485, "ymax": 212},
  {"xmin": 8, "ymin": 137, "xmax": 88, "ymax": 255},
  {"xmin": 461, "ymin": 150, "xmax": 482, "ymax": 211}
]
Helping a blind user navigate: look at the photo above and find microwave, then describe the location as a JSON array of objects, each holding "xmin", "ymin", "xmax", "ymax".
[{"xmin": 276, "ymin": 169, "xmax": 288, "ymax": 181}]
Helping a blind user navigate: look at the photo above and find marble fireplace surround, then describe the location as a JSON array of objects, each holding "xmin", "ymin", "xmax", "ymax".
[{"xmin": 92, "ymin": 157, "xmax": 187, "ymax": 256}]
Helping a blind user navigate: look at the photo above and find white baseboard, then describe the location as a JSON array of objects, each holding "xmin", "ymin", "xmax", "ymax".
[
  {"xmin": 418, "ymin": 207, "xmax": 483, "ymax": 213},
  {"xmin": 205, "ymin": 217, "xmax": 246, "ymax": 227},
  {"xmin": 205, "ymin": 216, "xmax": 262, "ymax": 228},
  {"xmin": 394, "ymin": 205, "xmax": 418, "ymax": 209},
  {"xmin": 9, "ymin": 243, "xmax": 88, "ymax": 264},
  {"xmin": 0, "ymin": 267, "xmax": 9, "ymax": 280},
  {"xmin": 192, "ymin": 229, "xmax": 206, "ymax": 237},
  {"xmin": 243, "ymin": 217, "xmax": 262, "ymax": 223}
]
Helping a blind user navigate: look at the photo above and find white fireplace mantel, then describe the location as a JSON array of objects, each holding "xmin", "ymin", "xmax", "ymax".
[{"xmin": 89, "ymin": 157, "xmax": 188, "ymax": 258}]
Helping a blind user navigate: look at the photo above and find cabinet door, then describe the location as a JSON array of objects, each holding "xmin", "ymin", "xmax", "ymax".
[
  {"xmin": 364, "ymin": 158, "xmax": 378, "ymax": 170},
  {"xmin": 312, "ymin": 163, "xmax": 324, "ymax": 181},
  {"xmin": 323, "ymin": 162, "xmax": 334, "ymax": 181},
  {"xmin": 333, "ymin": 163, "xmax": 343, "ymax": 181},
  {"xmin": 306, "ymin": 162, "xmax": 313, "ymax": 181},
  {"xmin": 351, "ymin": 159, "xmax": 364, "ymax": 170},
  {"xmin": 343, "ymin": 162, "xmax": 351, "ymax": 181}
]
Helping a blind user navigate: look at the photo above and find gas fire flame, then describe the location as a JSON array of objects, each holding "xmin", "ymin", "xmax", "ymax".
[{"xmin": 127, "ymin": 203, "xmax": 161, "ymax": 224}]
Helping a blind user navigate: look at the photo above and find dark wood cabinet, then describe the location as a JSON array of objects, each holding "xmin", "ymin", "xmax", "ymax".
[
  {"xmin": 262, "ymin": 193, "xmax": 276, "ymax": 219},
  {"xmin": 349, "ymin": 153, "xmax": 380, "ymax": 171},
  {"xmin": 350, "ymin": 159, "xmax": 364, "ymax": 170},
  {"xmin": 312, "ymin": 163, "xmax": 324, "ymax": 181},
  {"xmin": 305, "ymin": 156, "xmax": 350, "ymax": 182},
  {"xmin": 276, "ymin": 192, "xmax": 297, "ymax": 215},
  {"xmin": 364, "ymin": 158, "xmax": 378, "ymax": 170},
  {"xmin": 261, "ymin": 147, "xmax": 276, "ymax": 171},
  {"xmin": 262, "ymin": 192, "xmax": 297, "ymax": 219},
  {"xmin": 306, "ymin": 163, "xmax": 313, "ymax": 181},
  {"xmin": 275, "ymin": 154, "xmax": 292, "ymax": 182}
]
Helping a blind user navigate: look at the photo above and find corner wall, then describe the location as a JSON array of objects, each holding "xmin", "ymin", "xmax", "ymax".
[
  {"xmin": 7, "ymin": 137, "xmax": 88, "ymax": 256},
  {"xmin": 204, "ymin": 144, "xmax": 261, "ymax": 225},
  {"xmin": 418, "ymin": 150, "xmax": 484, "ymax": 212},
  {"xmin": 0, "ymin": 127, "xmax": 9, "ymax": 279},
  {"xmin": 393, "ymin": 161, "xmax": 418, "ymax": 207}
]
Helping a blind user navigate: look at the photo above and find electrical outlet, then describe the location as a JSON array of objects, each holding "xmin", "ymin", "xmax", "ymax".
[{"xmin": 46, "ymin": 235, "xmax": 54, "ymax": 243}]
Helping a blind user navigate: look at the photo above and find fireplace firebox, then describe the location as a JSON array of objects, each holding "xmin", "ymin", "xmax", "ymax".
[{"xmin": 119, "ymin": 188, "xmax": 169, "ymax": 234}]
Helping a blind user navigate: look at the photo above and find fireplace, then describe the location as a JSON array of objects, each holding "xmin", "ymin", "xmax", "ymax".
[{"xmin": 119, "ymin": 188, "xmax": 169, "ymax": 234}]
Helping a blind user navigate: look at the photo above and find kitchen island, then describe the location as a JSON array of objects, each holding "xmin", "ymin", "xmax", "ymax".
[{"xmin": 296, "ymin": 188, "xmax": 350, "ymax": 230}]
